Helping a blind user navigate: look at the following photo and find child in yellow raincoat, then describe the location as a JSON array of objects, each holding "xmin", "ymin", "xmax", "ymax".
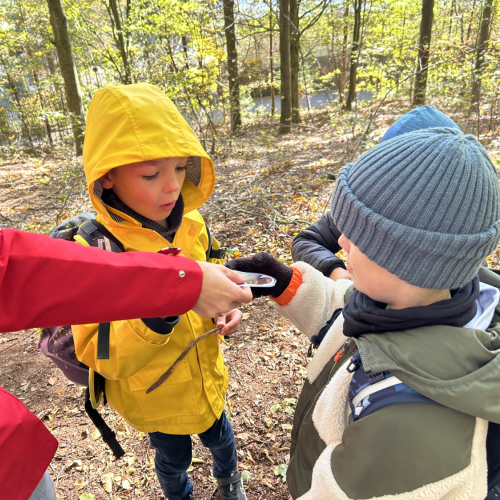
[{"xmin": 72, "ymin": 83, "xmax": 247, "ymax": 500}]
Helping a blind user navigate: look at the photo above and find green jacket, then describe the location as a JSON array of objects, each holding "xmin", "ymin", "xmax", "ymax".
[{"xmin": 274, "ymin": 263, "xmax": 500, "ymax": 500}]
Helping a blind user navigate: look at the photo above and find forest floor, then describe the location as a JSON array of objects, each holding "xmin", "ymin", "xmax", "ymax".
[{"xmin": 0, "ymin": 101, "xmax": 499, "ymax": 500}]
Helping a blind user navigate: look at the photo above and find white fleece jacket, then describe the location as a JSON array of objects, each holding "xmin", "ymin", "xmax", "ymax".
[{"xmin": 275, "ymin": 261, "xmax": 489, "ymax": 500}]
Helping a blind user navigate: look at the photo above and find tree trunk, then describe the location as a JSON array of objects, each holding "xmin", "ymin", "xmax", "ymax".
[
  {"xmin": 339, "ymin": 1, "xmax": 349, "ymax": 105},
  {"xmin": 345, "ymin": 0, "xmax": 362, "ymax": 111},
  {"xmin": 47, "ymin": 0, "xmax": 85, "ymax": 156},
  {"xmin": 472, "ymin": 0, "xmax": 494, "ymax": 106},
  {"xmin": 182, "ymin": 35, "xmax": 190, "ymax": 70},
  {"xmin": 412, "ymin": 0, "xmax": 435, "ymax": 107},
  {"xmin": 19, "ymin": 2, "xmax": 53, "ymax": 145},
  {"xmin": 108, "ymin": 0, "xmax": 132, "ymax": 84},
  {"xmin": 0, "ymin": 57, "xmax": 34, "ymax": 148},
  {"xmin": 223, "ymin": 0, "xmax": 241, "ymax": 132},
  {"xmin": 466, "ymin": 0, "xmax": 478, "ymax": 42},
  {"xmin": 269, "ymin": 6, "xmax": 275, "ymax": 116},
  {"xmin": 279, "ymin": 0, "xmax": 292, "ymax": 133},
  {"xmin": 290, "ymin": 0, "xmax": 301, "ymax": 123}
]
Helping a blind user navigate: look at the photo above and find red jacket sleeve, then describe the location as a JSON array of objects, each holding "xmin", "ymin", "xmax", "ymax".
[
  {"xmin": 0, "ymin": 387, "xmax": 58, "ymax": 500},
  {"xmin": 0, "ymin": 229, "xmax": 203, "ymax": 332}
]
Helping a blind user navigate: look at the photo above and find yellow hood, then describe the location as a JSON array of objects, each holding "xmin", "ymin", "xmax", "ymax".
[{"xmin": 83, "ymin": 83, "xmax": 215, "ymax": 221}]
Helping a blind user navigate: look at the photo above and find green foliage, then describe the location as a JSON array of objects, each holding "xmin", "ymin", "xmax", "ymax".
[{"xmin": 0, "ymin": 0, "xmax": 499, "ymax": 151}]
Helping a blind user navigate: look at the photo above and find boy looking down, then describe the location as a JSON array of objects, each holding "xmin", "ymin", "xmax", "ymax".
[
  {"xmin": 227, "ymin": 127, "xmax": 500, "ymax": 499},
  {"xmin": 73, "ymin": 83, "xmax": 247, "ymax": 500}
]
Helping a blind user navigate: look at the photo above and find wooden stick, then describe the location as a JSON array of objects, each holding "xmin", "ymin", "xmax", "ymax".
[{"xmin": 146, "ymin": 326, "xmax": 223, "ymax": 394}]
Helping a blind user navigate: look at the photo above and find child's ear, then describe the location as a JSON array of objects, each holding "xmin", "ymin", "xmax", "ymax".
[{"xmin": 99, "ymin": 172, "xmax": 114, "ymax": 189}]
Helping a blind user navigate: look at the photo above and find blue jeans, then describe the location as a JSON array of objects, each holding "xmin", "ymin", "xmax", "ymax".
[
  {"xmin": 149, "ymin": 412, "xmax": 237, "ymax": 500},
  {"xmin": 28, "ymin": 471, "xmax": 57, "ymax": 500}
]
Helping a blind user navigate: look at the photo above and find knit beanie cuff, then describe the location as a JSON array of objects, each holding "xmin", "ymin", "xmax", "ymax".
[{"xmin": 331, "ymin": 167, "xmax": 500, "ymax": 289}]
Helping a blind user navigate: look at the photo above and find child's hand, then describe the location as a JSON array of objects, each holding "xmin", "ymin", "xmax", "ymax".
[
  {"xmin": 329, "ymin": 267, "xmax": 353, "ymax": 281},
  {"xmin": 215, "ymin": 308, "xmax": 243, "ymax": 336}
]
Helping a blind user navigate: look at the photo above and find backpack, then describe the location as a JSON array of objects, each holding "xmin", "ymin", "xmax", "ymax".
[
  {"xmin": 38, "ymin": 211, "xmax": 127, "ymax": 458},
  {"xmin": 345, "ymin": 351, "xmax": 500, "ymax": 499}
]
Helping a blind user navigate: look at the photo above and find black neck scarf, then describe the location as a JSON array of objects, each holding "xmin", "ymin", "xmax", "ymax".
[
  {"xmin": 342, "ymin": 276, "xmax": 480, "ymax": 338},
  {"xmin": 102, "ymin": 188, "xmax": 184, "ymax": 243}
]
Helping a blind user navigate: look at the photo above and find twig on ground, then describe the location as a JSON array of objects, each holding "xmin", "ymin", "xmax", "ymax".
[{"xmin": 0, "ymin": 330, "xmax": 39, "ymax": 355}]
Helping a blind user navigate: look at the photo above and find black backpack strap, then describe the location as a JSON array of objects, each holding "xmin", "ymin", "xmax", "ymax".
[
  {"xmin": 77, "ymin": 221, "xmax": 122, "ymax": 361},
  {"xmin": 205, "ymin": 223, "xmax": 226, "ymax": 261},
  {"xmin": 487, "ymin": 423, "xmax": 500, "ymax": 491},
  {"xmin": 77, "ymin": 220, "xmax": 126, "ymax": 253},
  {"xmin": 97, "ymin": 322, "xmax": 111, "ymax": 360},
  {"xmin": 84, "ymin": 388, "xmax": 124, "ymax": 459},
  {"xmin": 308, "ymin": 308, "xmax": 343, "ymax": 357}
]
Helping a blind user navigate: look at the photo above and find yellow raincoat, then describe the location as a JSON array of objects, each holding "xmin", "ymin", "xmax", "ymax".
[{"xmin": 73, "ymin": 83, "xmax": 228, "ymax": 434}]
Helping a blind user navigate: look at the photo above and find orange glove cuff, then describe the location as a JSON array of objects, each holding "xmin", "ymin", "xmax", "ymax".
[{"xmin": 272, "ymin": 267, "xmax": 303, "ymax": 306}]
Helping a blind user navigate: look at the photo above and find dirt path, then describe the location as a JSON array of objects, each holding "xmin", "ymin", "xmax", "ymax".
[{"xmin": 0, "ymin": 105, "xmax": 498, "ymax": 499}]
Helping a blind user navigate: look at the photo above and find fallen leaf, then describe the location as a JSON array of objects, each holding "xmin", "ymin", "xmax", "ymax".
[
  {"xmin": 48, "ymin": 375, "xmax": 58, "ymax": 386},
  {"xmin": 192, "ymin": 457, "xmax": 204, "ymax": 464},
  {"xmin": 101, "ymin": 473, "xmax": 113, "ymax": 493},
  {"xmin": 246, "ymin": 450, "xmax": 255, "ymax": 464},
  {"xmin": 79, "ymin": 494, "xmax": 95, "ymax": 500},
  {"xmin": 274, "ymin": 463, "xmax": 288, "ymax": 482},
  {"xmin": 37, "ymin": 408, "xmax": 52, "ymax": 420},
  {"xmin": 261, "ymin": 478, "xmax": 275, "ymax": 490},
  {"xmin": 241, "ymin": 470, "xmax": 252, "ymax": 481},
  {"xmin": 242, "ymin": 313, "xmax": 250, "ymax": 320},
  {"xmin": 281, "ymin": 423, "xmax": 293, "ymax": 430},
  {"xmin": 74, "ymin": 479, "xmax": 86, "ymax": 490},
  {"xmin": 66, "ymin": 460, "xmax": 82, "ymax": 471},
  {"xmin": 121, "ymin": 479, "xmax": 132, "ymax": 490}
]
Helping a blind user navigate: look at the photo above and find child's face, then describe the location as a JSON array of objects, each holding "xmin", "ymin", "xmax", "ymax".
[
  {"xmin": 99, "ymin": 157, "xmax": 187, "ymax": 221},
  {"xmin": 338, "ymin": 233, "xmax": 410, "ymax": 306}
]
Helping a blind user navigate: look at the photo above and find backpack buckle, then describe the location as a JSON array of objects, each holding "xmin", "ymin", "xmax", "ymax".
[{"xmin": 346, "ymin": 355, "xmax": 361, "ymax": 373}]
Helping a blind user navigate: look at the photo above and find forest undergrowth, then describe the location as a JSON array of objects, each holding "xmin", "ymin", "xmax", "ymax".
[{"xmin": 0, "ymin": 102, "xmax": 499, "ymax": 500}]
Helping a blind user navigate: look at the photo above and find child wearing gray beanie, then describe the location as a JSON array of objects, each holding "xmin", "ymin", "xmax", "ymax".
[
  {"xmin": 331, "ymin": 127, "xmax": 500, "ymax": 290},
  {"xmin": 227, "ymin": 127, "xmax": 500, "ymax": 500}
]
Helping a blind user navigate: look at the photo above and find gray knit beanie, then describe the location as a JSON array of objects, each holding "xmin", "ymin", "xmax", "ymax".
[{"xmin": 331, "ymin": 127, "xmax": 500, "ymax": 289}]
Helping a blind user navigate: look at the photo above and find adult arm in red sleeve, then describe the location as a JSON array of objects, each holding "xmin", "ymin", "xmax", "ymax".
[
  {"xmin": 0, "ymin": 229, "xmax": 251, "ymax": 332},
  {"xmin": 0, "ymin": 228, "xmax": 200, "ymax": 332}
]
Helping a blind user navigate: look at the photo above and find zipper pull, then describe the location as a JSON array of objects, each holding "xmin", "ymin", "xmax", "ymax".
[{"xmin": 334, "ymin": 340, "xmax": 350, "ymax": 363}]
